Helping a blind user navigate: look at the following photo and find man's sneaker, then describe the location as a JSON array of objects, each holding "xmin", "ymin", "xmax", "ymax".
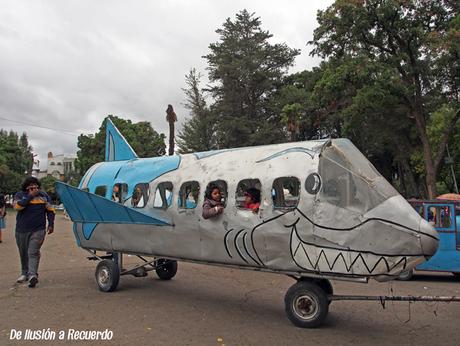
[
  {"xmin": 28, "ymin": 276, "xmax": 38, "ymax": 288},
  {"xmin": 16, "ymin": 275, "xmax": 28, "ymax": 283}
]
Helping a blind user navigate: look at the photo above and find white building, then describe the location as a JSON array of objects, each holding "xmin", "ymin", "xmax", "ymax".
[
  {"xmin": 47, "ymin": 152, "xmax": 77, "ymax": 179},
  {"xmin": 33, "ymin": 152, "xmax": 76, "ymax": 180}
]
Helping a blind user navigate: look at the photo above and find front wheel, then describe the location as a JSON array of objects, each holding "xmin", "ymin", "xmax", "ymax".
[
  {"xmin": 95, "ymin": 259, "xmax": 120, "ymax": 292},
  {"xmin": 284, "ymin": 281, "xmax": 329, "ymax": 328},
  {"xmin": 155, "ymin": 259, "xmax": 178, "ymax": 280},
  {"xmin": 397, "ymin": 269, "xmax": 414, "ymax": 281}
]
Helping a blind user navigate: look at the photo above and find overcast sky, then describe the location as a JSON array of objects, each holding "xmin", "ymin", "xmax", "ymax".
[{"xmin": 0, "ymin": 0, "xmax": 333, "ymax": 169}]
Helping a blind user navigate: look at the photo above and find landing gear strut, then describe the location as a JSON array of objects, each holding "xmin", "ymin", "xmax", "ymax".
[{"xmin": 88, "ymin": 250, "xmax": 179, "ymax": 292}]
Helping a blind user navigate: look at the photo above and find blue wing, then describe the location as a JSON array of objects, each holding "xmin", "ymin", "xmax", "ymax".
[{"xmin": 56, "ymin": 182, "xmax": 170, "ymax": 226}]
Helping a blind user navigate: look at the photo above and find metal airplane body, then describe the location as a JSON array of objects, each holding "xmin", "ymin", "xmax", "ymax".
[{"xmin": 56, "ymin": 119, "xmax": 440, "ymax": 327}]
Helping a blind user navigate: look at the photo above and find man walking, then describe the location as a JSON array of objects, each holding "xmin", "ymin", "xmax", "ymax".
[{"xmin": 14, "ymin": 177, "xmax": 55, "ymax": 288}]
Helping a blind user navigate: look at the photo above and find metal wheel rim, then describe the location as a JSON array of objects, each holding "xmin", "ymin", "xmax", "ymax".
[
  {"xmin": 98, "ymin": 267, "xmax": 111, "ymax": 287},
  {"xmin": 293, "ymin": 294, "xmax": 319, "ymax": 321}
]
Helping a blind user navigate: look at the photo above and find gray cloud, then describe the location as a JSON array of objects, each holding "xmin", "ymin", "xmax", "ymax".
[{"xmin": 0, "ymin": 0, "xmax": 333, "ymax": 168}]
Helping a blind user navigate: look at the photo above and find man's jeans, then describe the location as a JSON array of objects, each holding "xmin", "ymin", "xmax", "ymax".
[{"xmin": 15, "ymin": 230, "xmax": 46, "ymax": 277}]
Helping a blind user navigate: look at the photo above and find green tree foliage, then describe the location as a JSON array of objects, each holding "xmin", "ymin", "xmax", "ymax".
[
  {"xmin": 0, "ymin": 130, "xmax": 34, "ymax": 193},
  {"xmin": 305, "ymin": 57, "xmax": 425, "ymax": 195},
  {"xmin": 177, "ymin": 69, "xmax": 216, "ymax": 153},
  {"xmin": 310, "ymin": 0, "xmax": 460, "ymax": 198},
  {"xmin": 412, "ymin": 105, "xmax": 460, "ymax": 194},
  {"xmin": 271, "ymin": 68, "xmax": 328, "ymax": 141},
  {"xmin": 75, "ymin": 116, "xmax": 166, "ymax": 175},
  {"xmin": 204, "ymin": 9, "xmax": 300, "ymax": 148},
  {"xmin": 40, "ymin": 175, "xmax": 58, "ymax": 194}
]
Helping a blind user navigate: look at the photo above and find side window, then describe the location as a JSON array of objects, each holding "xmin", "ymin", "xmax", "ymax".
[
  {"xmin": 112, "ymin": 183, "xmax": 128, "ymax": 203},
  {"xmin": 153, "ymin": 182, "xmax": 173, "ymax": 209},
  {"xmin": 81, "ymin": 187, "xmax": 89, "ymax": 192},
  {"xmin": 427, "ymin": 205, "xmax": 452, "ymax": 228},
  {"xmin": 205, "ymin": 180, "xmax": 228, "ymax": 207},
  {"xmin": 272, "ymin": 177, "xmax": 300, "ymax": 209},
  {"xmin": 94, "ymin": 186, "xmax": 107, "ymax": 197},
  {"xmin": 178, "ymin": 181, "xmax": 200, "ymax": 209},
  {"xmin": 414, "ymin": 204, "xmax": 424, "ymax": 217},
  {"xmin": 236, "ymin": 179, "xmax": 261, "ymax": 209},
  {"xmin": 132, "ymin": 183, "xmax": 149, "ymax": 208}
]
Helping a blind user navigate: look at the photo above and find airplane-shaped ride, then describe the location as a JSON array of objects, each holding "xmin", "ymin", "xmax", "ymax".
[{"xmin": 56, "ymin": 119, "xmax": 439, "ymax": 328}]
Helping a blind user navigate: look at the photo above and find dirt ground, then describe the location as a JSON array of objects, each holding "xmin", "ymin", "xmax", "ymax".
[{"xmin": 1, "ymin": 213, "xmax": 460, "ymax": 346}]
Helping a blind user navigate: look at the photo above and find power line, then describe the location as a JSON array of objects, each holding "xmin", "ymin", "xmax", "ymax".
[{"xmin": 0, "ymin": 116, "xmax": 83, "ymax": 135}]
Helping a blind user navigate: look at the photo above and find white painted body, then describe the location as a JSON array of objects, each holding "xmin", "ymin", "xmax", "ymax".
[{"xmin": 57, "ymin": 136, "xmax": 439, "ymax": 283}]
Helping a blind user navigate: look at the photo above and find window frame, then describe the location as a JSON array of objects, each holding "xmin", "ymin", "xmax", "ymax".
[
  {"xmin": 235, "ymin": 178, "xmax": 262, "ymax": 210},
  {"xmin": 94, "ymin": 185, "xmax": 107, "ymax": 198},
  {"xmin": 178, "ymin": 181, "xmax": 200, "ymax": 209},
  {"xmin": 272, "ymin": 176, "xmax": 301, "ymax": 210},
  {"xmin": 153, "ymin": 181, "xmax": 174, "ymax": 210},
  {"xmin": 426, "ymin": 204, "xmax": 454, "ymax": 230},
  {"xmin": 205, "ymin": 180, "xmax": 228, "ymax": 207},
  {"xmin": 112, "ymin": 183, "xmax": 128, "ymax": 203},
  {"xmin": 131, "ymin": 183, "xmax": 150, "ymax": 208}
]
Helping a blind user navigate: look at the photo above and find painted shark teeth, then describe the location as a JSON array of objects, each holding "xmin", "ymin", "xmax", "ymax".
[{"xmin": 291, "ymin": 228, "xmax": 415, "ymax": 276}]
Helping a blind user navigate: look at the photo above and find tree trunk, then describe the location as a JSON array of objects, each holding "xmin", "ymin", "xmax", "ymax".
[
  {"xmin": 397, "ymin": 162, "xmax": 407, "ymax": 197},
  {"xmin": 168, "ymin": 122, "xmax": 175, "ymax": 156},
  {"xmin": 412, "ymin": 106, "xmax": 460, "ymax": 199},
  {"xmin": 401, "ymin": 157, "xmax": 420, "ymax": 198},
  {"xmin": 412, "ymin": 105, "xmax": 438, "ymax": 199}
]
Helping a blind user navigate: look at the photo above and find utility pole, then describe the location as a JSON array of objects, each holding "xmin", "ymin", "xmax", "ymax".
[
  {"xmin": 446, "ymin": 144, "xmax": 459, "ymax": 194},
  {"xmin": 166, "ymin": 105, "xmax": 177, "ymax": 156}
]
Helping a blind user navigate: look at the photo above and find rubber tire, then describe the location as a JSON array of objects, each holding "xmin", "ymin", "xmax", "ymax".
[
  {"xmin": 155, "ymin": 259, "xmax": 178, "ymax": 280},
  {"xmin": 452, "ymin": 272, "xmax": 460, "ymax": 278},
  {"xmin": 95, "ymin": 259, "xmax": 120, "ymax": 292},
  {"xmin": 315, "ymin": 279, "xmax": 333, "ymax": 296},
  {"xmin": 284, "ymin": 281, "xmax": 329, "ymax": 328},
  {"xmin": 299, "ymin": 278, "xmax": 333, "ymax": 305},
  {"xmin": 397, "ymin": 269, "xmax": 414, "ymax": 281}
]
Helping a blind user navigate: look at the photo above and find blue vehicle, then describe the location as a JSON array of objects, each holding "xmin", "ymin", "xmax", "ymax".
[{"xmin": 399, "ymin": 199, "xmax": 460, "ymax": 280}]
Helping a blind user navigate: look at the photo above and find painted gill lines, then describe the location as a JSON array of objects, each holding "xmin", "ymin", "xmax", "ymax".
[{"xmin": 224, "ymin": 228, "xmax": 262, "ymax": 266}]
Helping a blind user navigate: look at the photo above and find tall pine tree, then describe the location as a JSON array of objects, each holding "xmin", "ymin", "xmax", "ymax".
[
  {"xmin": 204, "ymin": 10, "xmax": 300, "ymax": 148},
  {"xmin": 177, "ymin": 69, "xmax": 216, "ymax": 153}
]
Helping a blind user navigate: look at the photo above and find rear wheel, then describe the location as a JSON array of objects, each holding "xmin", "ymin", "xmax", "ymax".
[
  {"xmin": 155, "ymin": 259, "xmax": 178, "ymax": 280},
  {"xmin": 95, "ymin": 259, "xmax": 120, "ymax": 292},
  {"xmin": 284, "ymin": 281, "xmax": 329, "ymax": 328}
]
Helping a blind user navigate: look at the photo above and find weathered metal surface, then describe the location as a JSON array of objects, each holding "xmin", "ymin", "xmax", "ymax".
[{"xmin": 57, "ymin": 124, "xmax": 440, "ymax": 283}]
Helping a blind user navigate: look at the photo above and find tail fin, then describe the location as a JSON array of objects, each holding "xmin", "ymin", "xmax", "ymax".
[{"xmin": 105, "ymin": 118, "xmax": 138, "ymax": 161}]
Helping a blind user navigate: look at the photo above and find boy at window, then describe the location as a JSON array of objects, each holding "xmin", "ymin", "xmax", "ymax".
[
  {"xmin": 202, "ymin": 184, "xmax": 224, "ymax": 219},
  {"xmin": 112, "ymin": 185, "xmax": 120, "ymax": 203},
  {"xmin": 131, "ymin": 187, "xmax": 142, "ymax": 207},
  {"xmin": 244, "ymin": 188, "xmax": 260, "ymax": 212}
]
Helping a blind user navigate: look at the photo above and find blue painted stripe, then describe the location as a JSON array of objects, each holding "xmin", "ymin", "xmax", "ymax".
[
  {"xmin": 256, "ymin": 147, "xmax": 318, "ymax": 163},
  {"xmin": 82, "ymin": 223, "xmax": 98, "ymax": 240},
  {"xmin": 84, "ymin": 155, "xmax": 181, "ymax": 198}
]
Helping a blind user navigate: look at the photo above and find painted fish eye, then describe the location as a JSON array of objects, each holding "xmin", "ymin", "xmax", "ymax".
[{"xmin": 305, "ymin": 173, "xmax": 321, "ymax": 194}]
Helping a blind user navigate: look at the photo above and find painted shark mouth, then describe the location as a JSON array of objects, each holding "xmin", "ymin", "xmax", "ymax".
[{"xmin": 290, "ymin": 224, "xmax": 424, "ymax": 277}]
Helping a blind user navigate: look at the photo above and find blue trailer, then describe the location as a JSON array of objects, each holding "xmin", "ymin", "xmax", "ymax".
[{"xmin": 399, "ymin": 199, "xmax": 460, "ymax": 280}]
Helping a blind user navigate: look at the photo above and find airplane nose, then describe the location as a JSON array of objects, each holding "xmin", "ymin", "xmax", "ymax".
[{"xmin": 419, "ymin": 219, "xmax": 439, "ymax": 258}]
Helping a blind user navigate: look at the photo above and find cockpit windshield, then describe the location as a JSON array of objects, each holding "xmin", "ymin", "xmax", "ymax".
[{"xmin": 318, "ymin": 139, "xmax": 398, "ymax": 213}]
